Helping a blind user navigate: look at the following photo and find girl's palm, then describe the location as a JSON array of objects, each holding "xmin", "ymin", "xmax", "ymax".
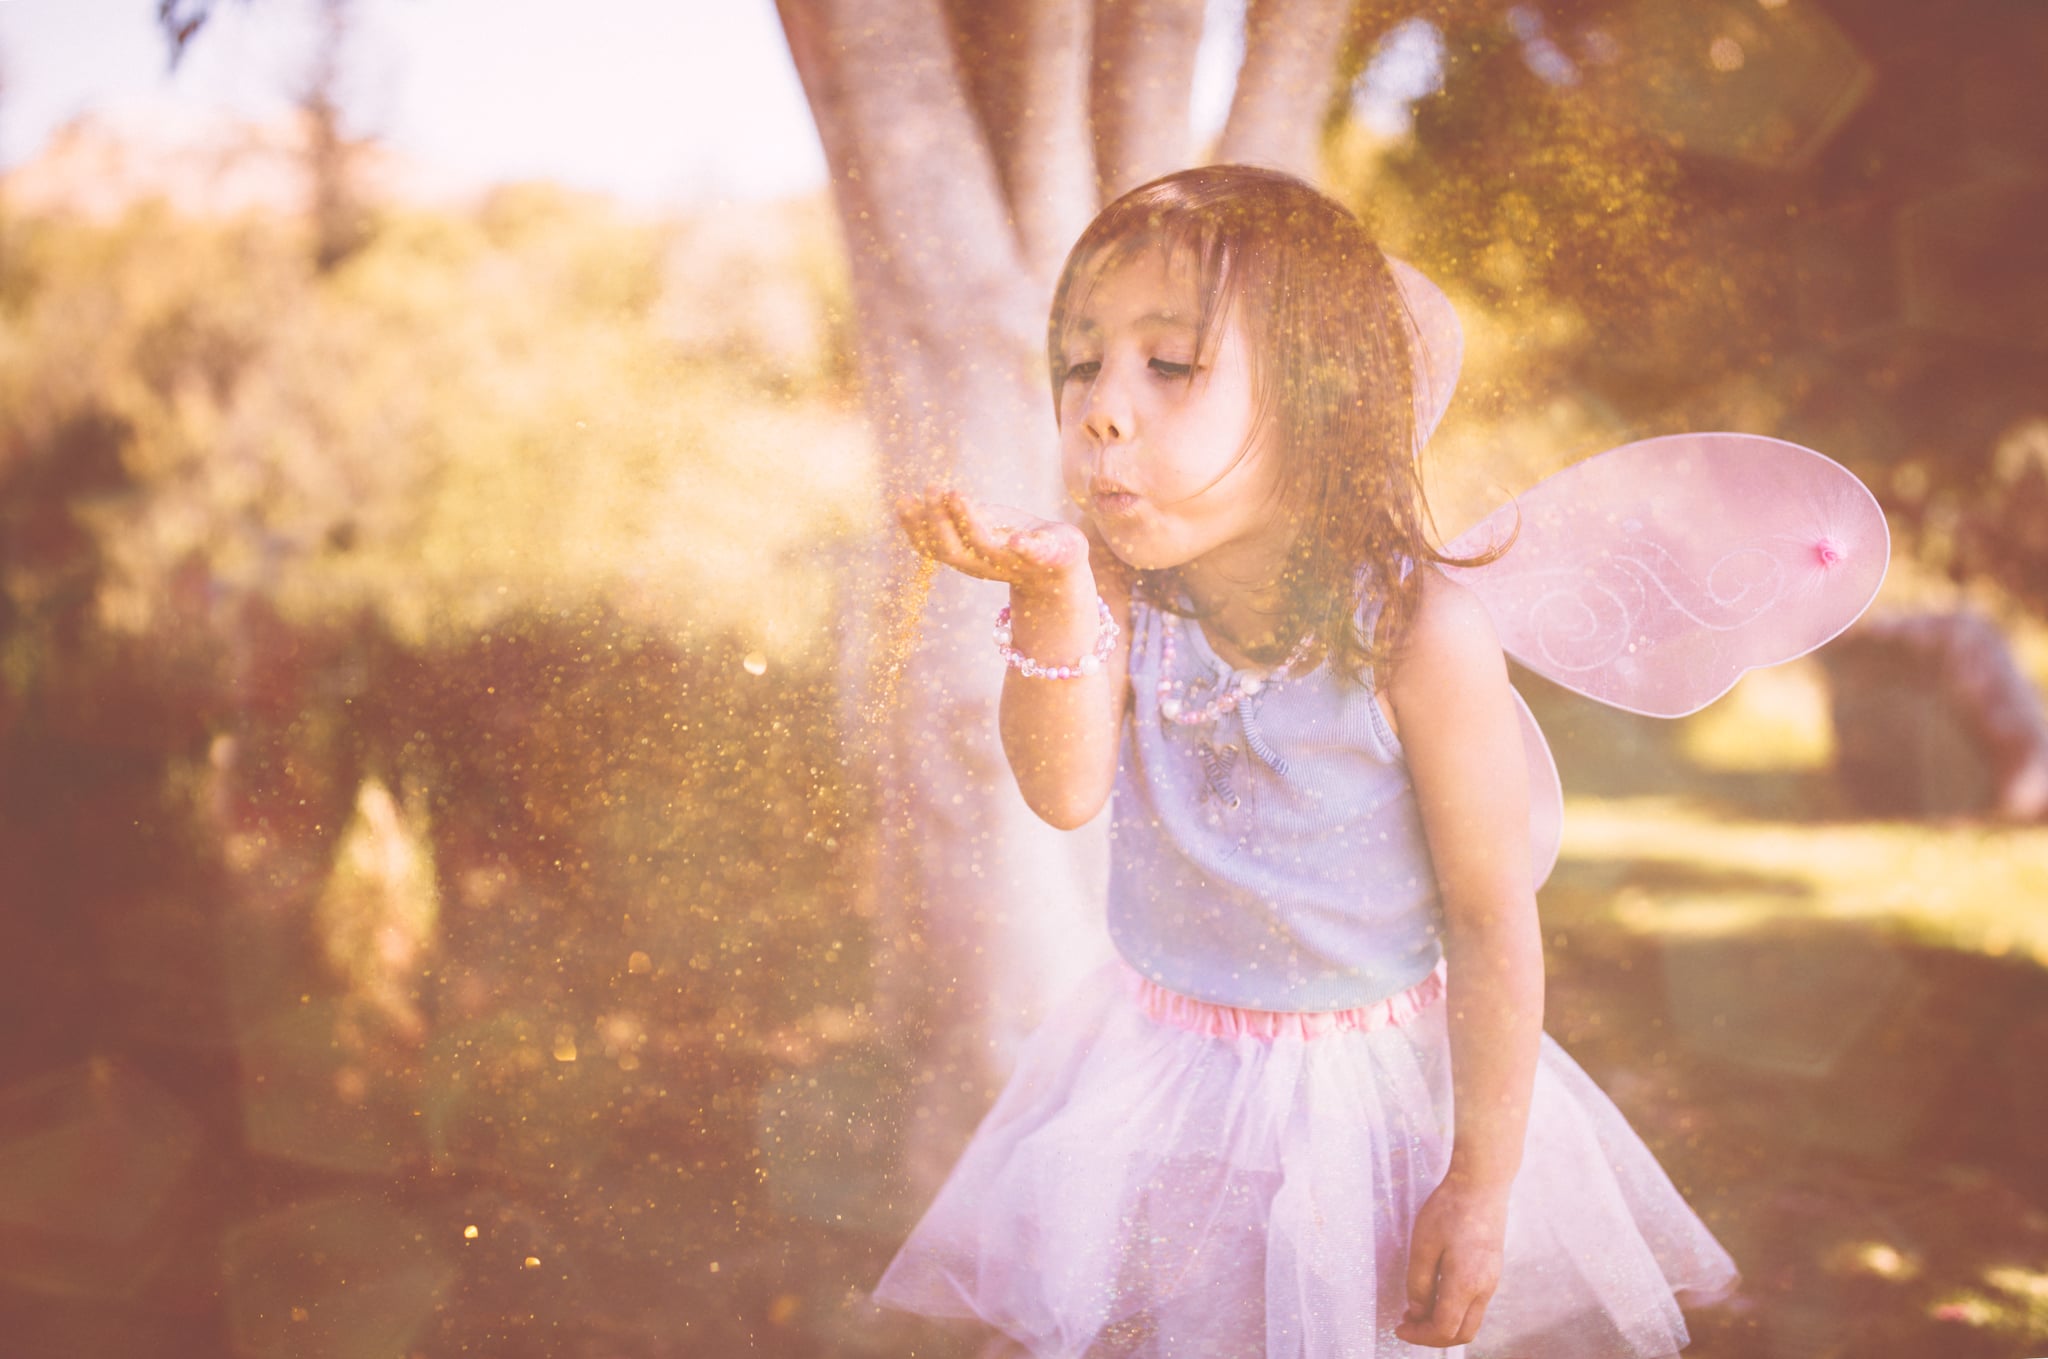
[{"xmin": 895, "ymin": 486, "xmax": 1090, "ymax": 590}]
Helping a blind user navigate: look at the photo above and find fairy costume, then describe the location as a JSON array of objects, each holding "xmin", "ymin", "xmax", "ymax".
[
  {"xmin": 873, "ymin": 254, "xmax": 1887, "ymax": 1357},
  {"xmin": 875, "ymin": 577, "xmax": 1741, "ymax": 1358}
]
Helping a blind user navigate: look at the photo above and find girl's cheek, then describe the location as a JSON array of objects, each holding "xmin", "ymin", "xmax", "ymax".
[{"xmin": 1059, "ymin": 466, "xmax": 1092, "ymax": 511}]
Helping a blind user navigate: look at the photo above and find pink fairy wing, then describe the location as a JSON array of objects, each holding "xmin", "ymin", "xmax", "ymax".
[
  {"xmin": 1441, "ymin": 433, "xmax": 1890, "ymax": 718},
  {"xmin": 1512, "ymin": 689, "xmax": 1567, "ymax": 889},
  {"xmin": 1388, "ymin": 257, "xmax": 1463, "ymax": 447}
]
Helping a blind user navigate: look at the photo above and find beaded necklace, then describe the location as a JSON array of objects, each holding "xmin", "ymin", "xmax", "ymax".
[{"xmin": 1155, "ymin": 610, "xmax": 1315, "ymax": 726}]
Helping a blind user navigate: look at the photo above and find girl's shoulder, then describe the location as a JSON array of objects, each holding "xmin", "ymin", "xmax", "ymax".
[
  {"xmin": 1382, "ymin": 563, "xmax": 1508, "ymax": 709},
  {"xmin": 1351, "ymin": 551, "xmax": 1416, "ymax": 655}
]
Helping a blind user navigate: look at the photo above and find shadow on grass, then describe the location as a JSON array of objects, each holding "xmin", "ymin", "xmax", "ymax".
[
  {"xmin": 1541, "ymin": 897, "xmax": 2048, "ymax": 1359},
  {"xmin": 2, "ymin": 596, "xmax": 2041, "ymax": 1358},
  {"xmin": 1514, "ymin": 665, "xmax": 1868, "ymax": 826}
]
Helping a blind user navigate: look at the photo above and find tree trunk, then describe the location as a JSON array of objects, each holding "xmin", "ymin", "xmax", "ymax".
[
  {"xmin": 776, "ymin": 0, "xmax": 1111, "ymax": 1193},
  {"xmin": 776, "ymin": 0, "xmax": 1361, "ymax": 1200}
]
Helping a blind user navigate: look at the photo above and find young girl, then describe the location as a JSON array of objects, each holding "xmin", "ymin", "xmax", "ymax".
[{"xmin": 883, "ymin": 165, "xmax": 1738, "ymax": 1358}]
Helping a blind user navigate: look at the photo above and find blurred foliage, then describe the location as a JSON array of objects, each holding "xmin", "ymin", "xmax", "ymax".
[
  {"xmin": 1560, "ymin": 795, "xmax": 2048, "ymax": 966},
  {"xmin": 1325, "ymin": 0, "xmax": 2048, "ymax": 615},
  {"xmin": 0, "ymin": 184, "xmax": 868, "ymax": 657},
  {"xmin": 0, "ymin": 184, "xmax": 925, "ymax": 1353}
]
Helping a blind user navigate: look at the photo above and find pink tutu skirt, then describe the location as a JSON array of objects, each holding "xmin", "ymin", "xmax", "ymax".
[{"xmin": 872, "ymin": 958, "xmax": 1737, "ymax": 1358}]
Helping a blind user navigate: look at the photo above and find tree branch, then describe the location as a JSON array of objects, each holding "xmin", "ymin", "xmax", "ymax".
[
  {"xmin": 1089, "ymin": 0, "xmax": 1206, "ymax": 202},
  {"xmin": 943, "ymin": 0, "xmax": 1097, "ymax": 283},
  {"xmin": 1216, "ymin": 0, "xmax": 1354, "ymax": 179},
  {"xmin": 156, "ymin": 0, "xmax": 246, "ymax": 69}
]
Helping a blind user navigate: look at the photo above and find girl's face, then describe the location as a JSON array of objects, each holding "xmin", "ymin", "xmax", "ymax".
[{"xmin": 1055, "ymin": 250, "xmax": 1291, "ymax": 579}]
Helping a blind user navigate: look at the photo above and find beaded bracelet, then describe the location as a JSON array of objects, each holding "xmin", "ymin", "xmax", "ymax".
[{"xmin": 994, "ymin": 596, "xmax": 1120, "ymax": 679}]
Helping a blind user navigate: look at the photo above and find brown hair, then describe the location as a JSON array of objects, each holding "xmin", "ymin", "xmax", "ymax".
[{"xmin": 1048, "ymin": 164, "xmax": 1508, "ymax": 683}]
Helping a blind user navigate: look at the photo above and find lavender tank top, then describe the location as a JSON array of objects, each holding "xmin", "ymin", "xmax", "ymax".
[{"xmin": 1107, "ymin": 574, "xmax": 1445, "ymax": 1012}]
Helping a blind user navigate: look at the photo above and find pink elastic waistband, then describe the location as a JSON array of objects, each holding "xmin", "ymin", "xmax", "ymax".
[{"xmin": 1120, "ymin": 957, "xmax": 1447, "ymax": 1041}]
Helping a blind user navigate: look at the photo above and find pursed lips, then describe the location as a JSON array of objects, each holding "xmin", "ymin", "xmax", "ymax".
[{"xmin": 1090, "ymin": 482, "xmax": 1142, "ymax": 516}]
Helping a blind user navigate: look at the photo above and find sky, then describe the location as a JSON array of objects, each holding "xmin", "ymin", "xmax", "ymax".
[
  {"xmin": 0, "ymin": 0, "xmax": 1250, "ymax": 206},
  {"xmin": 0, "ymin": 0, "xmax": 830, "ymax": 204}
]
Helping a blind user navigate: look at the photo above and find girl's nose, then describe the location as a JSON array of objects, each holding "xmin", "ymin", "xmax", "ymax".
[
  {"xmin": 1084, "ymin": 408, "xmax": 1125, "ymax": 442},
  {"xmin": 1081, "ymin": 372, "xmax": 1132, "ymax": 444}
]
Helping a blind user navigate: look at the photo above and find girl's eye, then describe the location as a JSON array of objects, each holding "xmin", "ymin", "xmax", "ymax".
[
  {"xmin": 1149, "ymin": 359, "xmax": 1193, "ymax": 379},
  {"xmin": 1061, "ymin": 360, "xmax": 1100, "ymax": 384}
]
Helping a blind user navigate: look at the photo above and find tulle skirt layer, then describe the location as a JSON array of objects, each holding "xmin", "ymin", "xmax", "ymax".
[{"xmin": 872, "ymin": 959, "xmax": 1737, "ymax": 1359}]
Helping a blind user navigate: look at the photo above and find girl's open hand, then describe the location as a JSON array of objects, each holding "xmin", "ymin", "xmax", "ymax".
[
  {"xmin": 894, "ymin": 485, "xmax": 1091, "ymax": 593},
  {"xmin": 1394, "ymin": 1177, "xmax": 1509, "ymax": 1348}
]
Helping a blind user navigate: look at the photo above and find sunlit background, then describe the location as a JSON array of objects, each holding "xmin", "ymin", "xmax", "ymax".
[{"xmin": 1, "ymin": 1, "xmax": 2045, "ymax": 1356}]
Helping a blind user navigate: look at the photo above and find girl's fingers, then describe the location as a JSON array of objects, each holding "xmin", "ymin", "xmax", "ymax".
[
  {"xmin": 1431, "ymin": 1263, "xmax": 1488, "ymax": 1345},
  {"xmin": 945, "ymin": 491, "xmax": 1017, "ymax": 571},
  {"xmin": 898, "ymin": 498, "xmax": 951, "ymax": 565},
  {"xmin": 1394, "ymin": 1310, "xmax": 1456, "ymax": 1348},
  {"xmin": 921, "ymin": 515, "xmax": 968, "ymax": 569},
  {"xmin": 1449, "ymin": 1290, "xmax": 1491, "ymax": 1346},
  {"xmin": 894, "ymin": 495, "xmax": 935, "ymax": 557},
  {"xmin": 941, "ymin": 492, "xmax": 991, "ymax": 557},
  {"xmin": 1396, "ymin": 1261, "xmax": 1494, "ymax": 1348},
  {"xmin": 1395, "ymin": 1254, "xmax": 1453, "ymax": 1346},
  {"xmin": 922, "ymin": 495, "xmax": 1011, "ymax": 582},
  {"xmin": 900, "ymin": 486, "xmax": 963, "ymax": 559},
  {"xmin": 1403, "ymin": 1242, "xmax": 1440, "ymax": 1326},
  {"xmin": 945, "ymin": 491, "xmax": 1049, "ymax": 582}
]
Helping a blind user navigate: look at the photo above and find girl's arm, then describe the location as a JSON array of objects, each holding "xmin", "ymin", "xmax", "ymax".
[
  {"xmin": 996, "ymin": 521, "xmax": 1132, "ymax": 828},
  {"xmin": 895, "ymin": 487, "xmax": 1130, "ymax": 829},
  {"xmin": 1385, "ymin": 565, "xmax": 1544, "ymax": 1350}
]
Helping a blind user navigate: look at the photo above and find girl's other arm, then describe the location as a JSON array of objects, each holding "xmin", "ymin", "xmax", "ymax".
[
  {"xmin": 895, "ymin": 487, "xmax": 1130, "ymax": 829},
  {"xmin": 1386, "ymin": 565, "xmax": 1544, "ymax": 1349}
]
